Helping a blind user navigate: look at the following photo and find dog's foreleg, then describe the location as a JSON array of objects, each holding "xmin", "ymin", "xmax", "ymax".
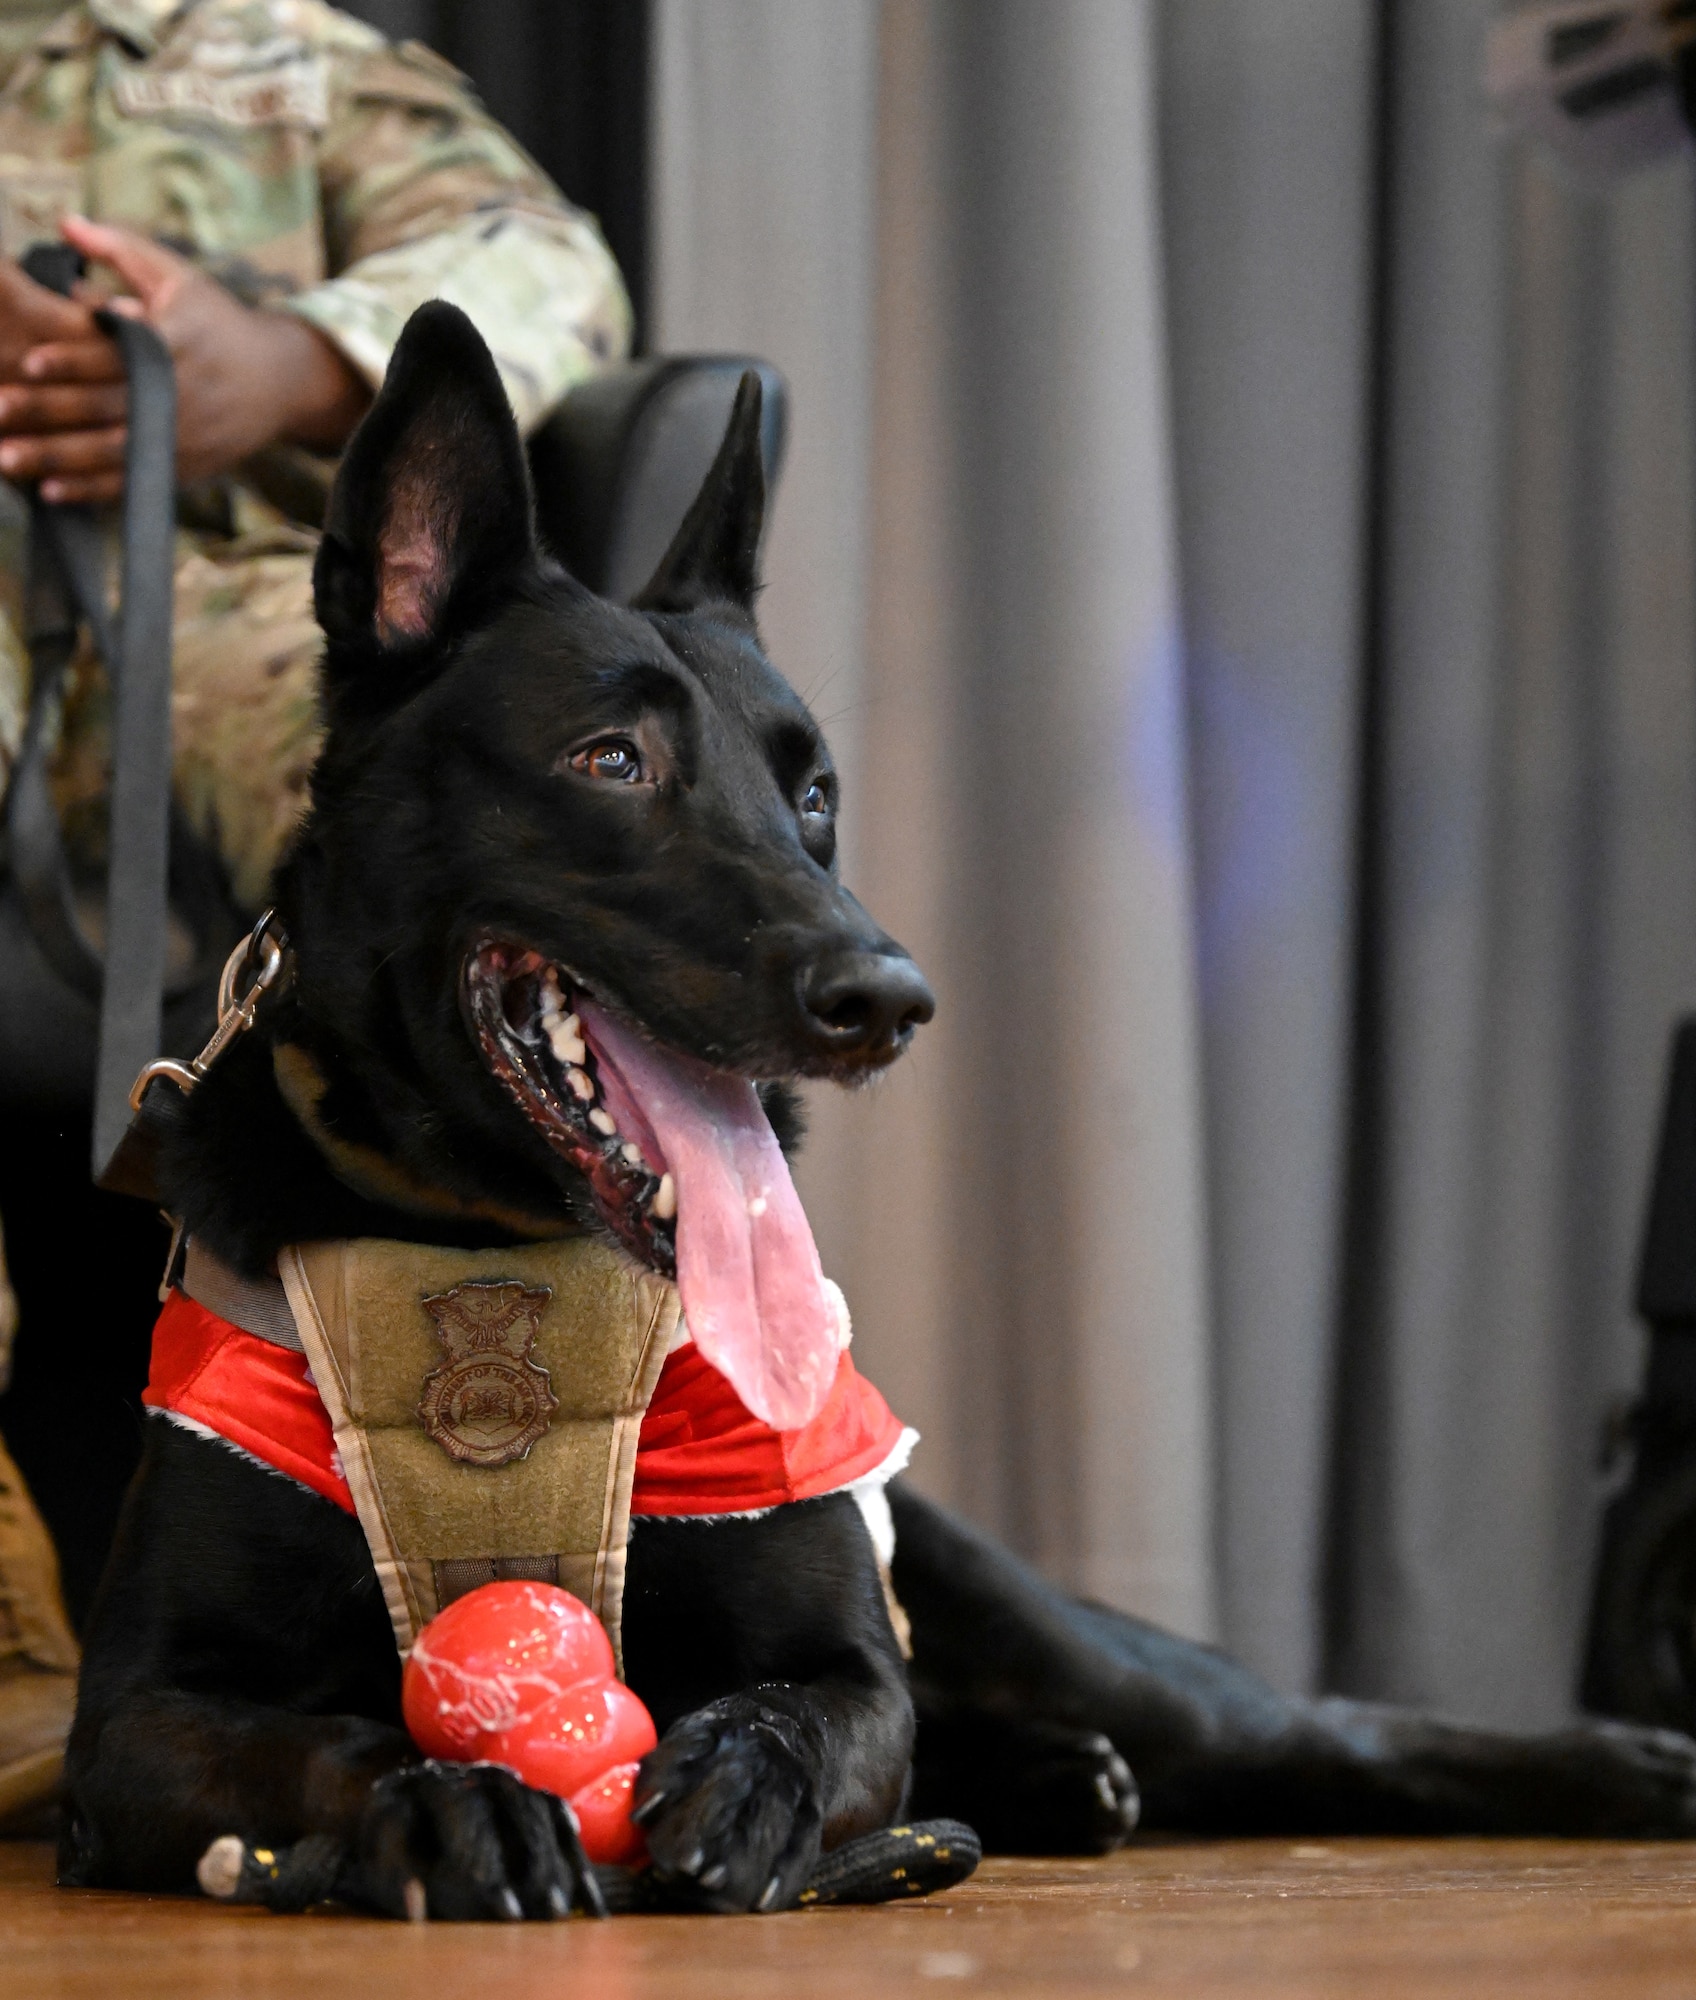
[
  {"xmin": 61, "ymin": 1689, "xmax": 412, "ymax": 1892},
  {"xmin": 65, "ymin": 1423, "xmax": 605, "ymax": 1917},
  {"xmin": 621, "ymin": 1493, "xmax": 914, "ymax": 1912},
  {"xmin": 62, "ymin": 1688, "xmax": 605, "ymax": 1917}
]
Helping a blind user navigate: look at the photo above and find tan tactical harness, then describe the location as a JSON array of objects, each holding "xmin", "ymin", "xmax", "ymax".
[{"xmin": 277, "ymin": 1236, "xmax": 680, "ymax": 1668}]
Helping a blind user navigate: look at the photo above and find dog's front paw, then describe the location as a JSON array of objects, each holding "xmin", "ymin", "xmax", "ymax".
[
  {"xmin": 633, "ymin": 1696, "xmax": 824, "ymax": 1912},
  {"xmin": 345, "ymin": 1760, "xmax": 605, "ymax": 1921}
]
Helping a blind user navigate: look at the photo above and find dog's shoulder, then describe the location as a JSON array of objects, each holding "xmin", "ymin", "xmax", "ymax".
[{"xmin": 77, "ymin": 1417, "xmax": 398, "ymax": 1719}]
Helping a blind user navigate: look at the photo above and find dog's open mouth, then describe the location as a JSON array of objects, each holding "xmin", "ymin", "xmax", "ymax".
[
  {"xmin": 465, "ymin": 940, "xmax": 842, "ymax": 1430},
  {"xmin": 466, "ymin": 941, "xmax": 677, "ymax": 1274}
]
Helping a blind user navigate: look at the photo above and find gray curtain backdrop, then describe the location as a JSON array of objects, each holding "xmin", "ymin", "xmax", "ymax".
[
  {"xmin": 1327, "ymin": 7, "xmax": 1696, "ymax": 1726},
  {"xmin": 649, "ymin": 0, "xmax": 1696, "ymax": 1720},
  {"xmin": 1159, "ymin": 0, "xmax": 1377, "ymax": 1696}
]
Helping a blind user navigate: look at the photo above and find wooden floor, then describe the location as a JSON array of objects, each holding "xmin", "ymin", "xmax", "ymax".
[{"xmin": 7, "ymin": 1836, "xmax": 1696, "ymax": 1998}]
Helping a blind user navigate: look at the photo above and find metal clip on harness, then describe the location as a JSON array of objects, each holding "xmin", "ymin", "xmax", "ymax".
[{"xmin": 130, "ymin": 907, "xmax": 288, "ymax": 1107}]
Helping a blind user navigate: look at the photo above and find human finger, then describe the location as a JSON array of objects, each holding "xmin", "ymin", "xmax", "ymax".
[
  {"xmin": 0, "ymin": 257, "xmax": 94, "ymax": 340},
  {"xmin": 0, "ymin": 424, "xmax": 126, "ymax": 483},
  {"xmin": 38, "ymin": 470, "xmax": 124, "ymax": 505},
  {"xmin": 59, "ymin": 215, "xmax": 189, "ymax": 314},
  {"xmin": 21, "ymin": 336, "xmax": 125, "ymax": 384},
  {"xmin": 0, "ymin": 382, "xmax": 127, "ymax": 433}
]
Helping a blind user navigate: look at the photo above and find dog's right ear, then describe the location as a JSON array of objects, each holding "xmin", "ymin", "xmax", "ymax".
[
  {"xmin": 314, "ymin": 301, "xmax": 535, "ymax": 673},
  {"xmin": 635, "ymin": 370, "xmax": 765, "ymax": 616}
]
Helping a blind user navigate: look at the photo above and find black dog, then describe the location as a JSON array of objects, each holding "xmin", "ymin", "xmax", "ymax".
[{"xmin": 62, "ymin": 305, "xmax": 1696, "ymax": 1921}]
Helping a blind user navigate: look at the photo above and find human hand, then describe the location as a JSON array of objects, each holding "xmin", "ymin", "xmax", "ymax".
[
  {"xmin": 0, "ymin": 216, "xmax": 370, "ymax": 504},
  {"xmin": 0, "ymin": 251, "xmax": 124, "ymax": 501}
]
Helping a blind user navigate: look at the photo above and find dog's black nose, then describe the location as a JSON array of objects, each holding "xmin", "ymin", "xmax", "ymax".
[{"xmin": 799, "ymin": 950, "xmax": 935, "ymax": 1060}]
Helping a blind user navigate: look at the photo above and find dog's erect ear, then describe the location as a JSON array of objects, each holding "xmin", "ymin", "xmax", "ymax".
[
  {"xmin": 635, "ymin": 370, "xmax": 765, "ymax": 616},
  {"xmin": 314, "ymin": 301, "xmax": 535, "ymax": 657}
]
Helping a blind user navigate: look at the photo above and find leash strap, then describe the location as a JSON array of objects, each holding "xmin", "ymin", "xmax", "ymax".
[
  {"xmin": 0, "ymin": 286, "xmax": 180, "ymax": 1184},
  {"xmin": 91, "ymin": 311, "xmax": 177, "ymax": 1182}
]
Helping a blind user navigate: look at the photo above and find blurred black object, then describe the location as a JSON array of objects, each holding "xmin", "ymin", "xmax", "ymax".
[
  {"xmin": 531, "ymin": 357, "xmax": 787, "ymax": 601},
  {"xmin": 344, "ymin": 0, "xmax": 650, "ymax": 344},
  {"xmin": 1582, "ymin": 1020, "xmax": 1696, "ymax": 1729},
  {"xmin": 0, "ymin": 1111, "xmax": 169, "ymax": 1632}
]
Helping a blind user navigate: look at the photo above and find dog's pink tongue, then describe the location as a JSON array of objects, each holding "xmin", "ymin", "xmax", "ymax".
[{"xmin": 576, "ymin": 1001, "xmax": 837, "ymax": 1430}]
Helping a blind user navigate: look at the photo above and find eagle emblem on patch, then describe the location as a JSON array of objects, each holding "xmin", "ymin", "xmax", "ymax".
[{"xmin": 418, "ymin": 1281, "xmax": 557, "ymax": 1467}]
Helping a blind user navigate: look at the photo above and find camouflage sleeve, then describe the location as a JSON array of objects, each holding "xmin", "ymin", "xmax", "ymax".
[{"xmin": 279, "ymin": 40, "xmax": 631, "ymax": 433}]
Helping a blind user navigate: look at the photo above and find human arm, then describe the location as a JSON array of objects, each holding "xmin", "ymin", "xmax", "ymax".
[
  {"xmin": 0, "ymin": 34, "xmax": 629, "ymax": 503},
  {"xmin": 279, "ymin": 39, "xmax": 631, "ymax": 435}
]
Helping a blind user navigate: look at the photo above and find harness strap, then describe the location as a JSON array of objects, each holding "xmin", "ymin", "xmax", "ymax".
[
  {"xmin": 181, "ymin": 1236, "xmax": 303, "ymax": 1352},
  {"xmin": 149, "ymin": 1250, "xmax": 916, "ymax": 1666}
]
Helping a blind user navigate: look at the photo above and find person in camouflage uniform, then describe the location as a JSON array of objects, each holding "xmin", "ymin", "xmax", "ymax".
[
  {"xmin": 0, "ymin": 0, "xmax": 630, "ymax": 905},
  {"xmin": 0, "ymin": 0, "xmax": 631, "ymax": 1823}
]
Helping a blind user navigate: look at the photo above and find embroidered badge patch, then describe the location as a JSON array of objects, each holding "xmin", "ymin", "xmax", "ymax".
[{"xmin": 418, "ymin": 1281, "xmax": 558, "ymax": 1467}]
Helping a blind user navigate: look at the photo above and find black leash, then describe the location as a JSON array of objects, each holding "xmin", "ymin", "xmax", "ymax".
[
  {"xmin": 1, "ymin": 248, "xmax": 183, "ymax": 1184},
  {"xmin": 90, "ymin": 308, "xmax": 176, "ymax": 1180}
]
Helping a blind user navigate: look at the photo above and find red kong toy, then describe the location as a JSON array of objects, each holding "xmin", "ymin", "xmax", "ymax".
[{"xmin": 402, "ymin": 1581, "xmax": 656, "ymax": 1865}]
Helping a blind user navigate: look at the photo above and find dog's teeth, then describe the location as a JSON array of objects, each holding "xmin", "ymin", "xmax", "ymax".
[
  {"xmin": 622, "ymin": 1141, "xmax": 645, "ymax": 1166},
  {"xmin": 589, "ymin": 1108, "xmax": 617, "ymax": 1136},
  {"xmin": 652, "ymin": 1172, "xmax": 677, "ymax": 1221},
  {"xmin": 566, "ymin": 1067, "xmax": 595, "ymax": 1102},
  {"xmin": 546, "ymin": 1019, "xmax": 587, "ymax": 1066}
]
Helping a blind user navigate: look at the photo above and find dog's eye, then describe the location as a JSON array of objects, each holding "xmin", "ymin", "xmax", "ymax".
[
  {"xmin": 572, "ymin": 738, "xmax": 645, "ymax": 784},
  {"xmin": 800, "ymin": 779, "xmax": 831, "ymax": 818}
]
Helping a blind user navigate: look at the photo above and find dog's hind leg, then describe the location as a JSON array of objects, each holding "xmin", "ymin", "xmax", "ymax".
[{"xmin": 891, "ymin": 1483, "xmax": 1696, "ymax": 1842}]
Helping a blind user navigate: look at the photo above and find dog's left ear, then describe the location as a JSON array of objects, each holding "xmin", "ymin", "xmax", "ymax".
[
  {"xmin": 635, "ymin": 370, "xmax": 765, "ymax": 616},
  {"xmin": 314, "ymin": 301, "xmax": 535, "ymax": 661}
]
